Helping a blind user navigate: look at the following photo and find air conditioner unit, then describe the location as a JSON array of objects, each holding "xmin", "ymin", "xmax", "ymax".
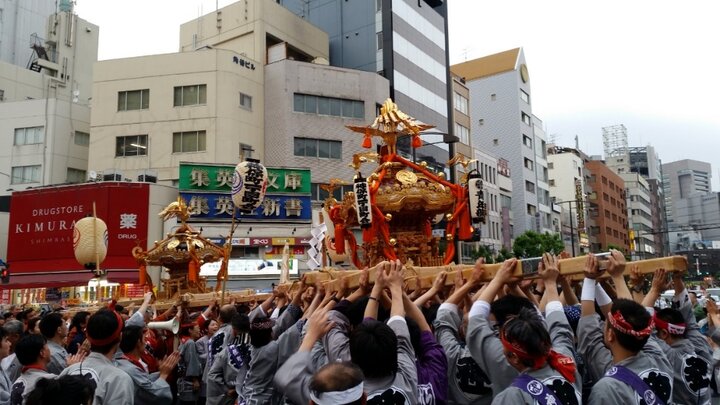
[
  {"xmin": 138, "ymin": 174, "xmax": 157, "ymax": 183},
  {"xmin": 102, "ymin": 170, "xmax": 122, "ymax": 181}
]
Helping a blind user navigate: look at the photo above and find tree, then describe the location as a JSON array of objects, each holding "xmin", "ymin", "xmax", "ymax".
[
  {"xmin": 495, "ymin": 247, "xmax": 514, "ymax": 262},
  {"xmin": 512, "ymin": 231, "xmax": 565, "ymax": 258},
  {"xmin": 470, "ymin": 245, "xmax": 495, "ymax": 264}
]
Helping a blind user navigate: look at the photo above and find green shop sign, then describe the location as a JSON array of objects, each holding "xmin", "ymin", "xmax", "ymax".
[{"xmin": 179, "ymin": 163, "xmax": 311, "ymax": 194}]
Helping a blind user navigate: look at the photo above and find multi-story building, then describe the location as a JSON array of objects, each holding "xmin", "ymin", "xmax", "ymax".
[
  {"xmin": 662, "ymin": 159, "xmax": 712, "ymax": 227},
  {"xmin": 547, "ymin": 146, "xmax": 590, "ymax": 255},
  {"xmin": 452, "ymin": 48, "xmax": 553, "ymax": 236},
  {"xmin": 0, "ymin": 0, "xmax": 57, "ymax": 68},
  {"xmin": 278, "ymin": 0, "xmax": 453, "ymax": 171},
  {"xmin": 603, "ymin": 125, "xmax": 661, "ymax": 258},
  {"xmin": 673, "ymin": 193, "xmax": 720, "ymax": 245},
  {"xmin": 0, "ymin": 4, "xmax": 98, "ymax": 263},
  {"xmin": 585, "ymin": 158, "xmax": 629, "ymax": 252},
  {"xmin": 625, "ymin": 145, "xmax": 668, "ymax": 255},
  {"xmin": 87, "ymin": 0, "xmax": 393, "ymax": 282},
  {"xmin": 462, "ymin": 149, "xmax": 503, "ymax": 261},
  {"xmin": 662, "ymin": 159, "xmax": 713, "ymax": 252},
  {"xmin": 263, "ymin": 59, "xmax": 389, "ymax": 199}
]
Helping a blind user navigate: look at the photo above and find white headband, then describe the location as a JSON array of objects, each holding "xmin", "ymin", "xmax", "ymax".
[{"xmin": 310, "ymin": 382, "xmax": 364, "ymax": 405}]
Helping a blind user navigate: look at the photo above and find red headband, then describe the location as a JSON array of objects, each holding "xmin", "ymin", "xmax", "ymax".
[
  {"xmin": 500, "ymin": 329, "xmax": 576, "ymax": 383},
  {"xmin": 607, "ymin": 311, "xmax": 654, "ymax": 339},
  {"xmin": 87, "ymin": 311, "xmax": 124, "ymax": 346},
  {"xmin": 653, "ymin": 314, "xmax": 686, "ymax": 335}
]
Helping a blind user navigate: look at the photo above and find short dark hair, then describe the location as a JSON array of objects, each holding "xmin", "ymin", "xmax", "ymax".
[
  {"xmin": 490, "ymin": 295, "xmax": 536, "ymax": 326},
  {"xmin": 16, "ymin": 309, "xmax": 33, "ymax": 323},
  {"xmin": 87, "ymin": 309, "xmax": 123, "ymax": 354},
  {"xmin": 39, "ymin": 313, "xmax": 64, "ymax": 339},
  {"xmin": 501, "ymin": 308, "xmax": 551, "ymax": 368},
  {"xmin": 15, "ymin": 334, "xmax": 46, "ymax": 366},
  {"xmin": 25, "ymin": 374, "xmax": 95, "ymax": 405},
  {"xmin": 349, "ymin": 320, "xmax": 398, "ymax": 379},
  {"xmin": 119, "ymin": 325, "xmax": 144, "ymax": 354},
  {"xmin": 609, "ymin": 298, "xmax": 651, "ymax": 353},
  {"xmin": 231, "ymin": 313, "xmax": 250, "ymax": 333},
  {"xmin": 310, "ymin": 362, "xmax": 365, "ymax": 405},
  {"xmin": 249, "ymin": 319, "xmax": 273, "ymax": 348},
  {"xmin": 70, "ymin": 312, "xmax": 91, "ymax": 334},
  {"xmin": 656, "ymin": 307, "xmax": 687, "ymax": 338},
  {"xmin": 219, "ymin": 305, "xmax": 238, "ymax": 324},
  {"xmin": 27, "ymin": 317, "xmax": 41, "ymax": 333}
]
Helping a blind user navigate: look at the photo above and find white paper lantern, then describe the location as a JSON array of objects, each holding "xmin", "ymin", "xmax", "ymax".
[
  {"xmin": 73, "ymin": 217, "xmax": 108, "ymax": 270},
  {"xmin": 231, "ymin": 159, "xmax": 269, "ymax": 213},
  {"xmin": 353, "ymin": 178, "xmax": 372, "ymax": 228},
  {"xmin": 467, "ymin": 172, "xmax": 486, "ymax": 224}
]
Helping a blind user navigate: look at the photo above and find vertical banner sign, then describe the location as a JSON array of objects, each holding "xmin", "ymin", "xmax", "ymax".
[
  {"xmin": 575, "ymin": 178, "xmax": 585, "ymax": 230},
  {"xmin": 353, "ymin": 177, "xmax": 372, "ymax": 228},
  {"xmin": 467, "ymin": 171, "xmax": 486, "ymax": 224}
]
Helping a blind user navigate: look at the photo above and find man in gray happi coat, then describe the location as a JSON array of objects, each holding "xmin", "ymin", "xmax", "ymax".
[
  {"xmin": 60, "ymin": 309, "xmax": 135, "ymax": 405},
  {"xmin": 116, "ymin": 325, "xmax": 179, "ymax": 405},
  {"xmin": 38, "ymin": 313, "xmax": 68, "ymax": 375},
  {"xmin": 578, "ymin": 253, "xmax": 674, "ymax": 405}
]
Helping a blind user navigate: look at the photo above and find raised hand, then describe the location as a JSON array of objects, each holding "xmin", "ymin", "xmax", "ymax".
[
  {"xmin": 539, "ymin": 253, "xmax": 559, "ymax": 283},
  {"xmin": 606, "ymin": 249, "xmax": 627, "ymax": 278},
  {"xmin": 495, "ymin": 258, "xmax": 518, "ymax": 285},
  {"xmin": 66, "ymin": 352, "xmax": 86, "ymax": 366},
  {"xmin": 159, "ymin": 351, "xmax": 181, "ymax": 380},
  {"xmin": 469, "ymin": 258, "xmax": 486, "ymax": 286},
  {"xmin": 359, "ymin": 268, "xmax": 371, "ymax": 294},
  {"xmin": 432, "ymin": 271, "xmax": 448, "ymax": 292},
  {"xmin": 583, "ymin": 254, "xmax": 602, "ymax": 280},
  {"xmin": 386, "ymin": 260, "xmax": 404, "ymax": 290}
]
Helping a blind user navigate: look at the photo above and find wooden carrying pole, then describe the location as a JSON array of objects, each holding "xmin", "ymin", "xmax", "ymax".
[{"xmin": 288, "ymin": 254, "xmax": 688, "ymax": 293}]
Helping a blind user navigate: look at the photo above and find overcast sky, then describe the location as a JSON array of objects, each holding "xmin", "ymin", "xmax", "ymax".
[{"xmin": 74, "ymin": 0, "xmax": 720, "ymax": 189}]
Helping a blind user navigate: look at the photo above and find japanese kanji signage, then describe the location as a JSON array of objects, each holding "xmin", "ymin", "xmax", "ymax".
[
  {"xmin": 180, "ymin": 163, "xmax": 310, "ymax": 194},
  {"xmin": 179, "ymin": 163, "xmax": 311, "ymax": 223},
  {"xmin": 179, "ymin": 193, "xmax": 312, "ymax": 222}
]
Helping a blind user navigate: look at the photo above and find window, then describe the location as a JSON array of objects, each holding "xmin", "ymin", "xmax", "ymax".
[
  {"xmin": 376, "ymin": 32, "xmax": 383, "ymax": 50},
  {"xmin": 523, "ymin": 134, "xmax": 532, "ymax": 148},
  {"xmin": 239, "ymin": 92, "xmax": 252, "ymax": 110},
  {"xmin": 454, "ymin": 123, "xmax": 469, "ymax": 144},
  {"xmin": 490, "ymin": 93, "xmax": 496, "ymax": 101},
  {"xmin": 66, "ymin": 168, "xmax": 86, "ymax": 183},
  {"xmin": 524, "ymin": 158, "xmax": 534, "ymax": 171},
  {"xmin": 74, "ymin": 131, "xmax": 90, "ymax": 146},
  {"xmin": 173, "ymin": 84, "xmax": 206, "ymax": 106},
  {"xmin": 454, "ymin": 92, "xmax": 468, "ymax": 114},
  {"xmin": 115, "ymin": 135, "xmax": 148, "ymax": 157},
  {"xmin": 173, "ymin": 130, "xmax": 206, "ymax": 153},
  {"xmin": 11, "ymin": 165, "xmax": 40, "ymax": 184},
  {"xmin": 293, "ymin": 93, "xmax": 364, "ymax": 118},
  {"xmin": 549, "ymin": 179, "xmax": 555, "ymax": 186},
  {"xmin": 521, "ymin": 112, "xmax": 531, "ymax": 125},
  {"xmin": 547, "ymin": 162, "xmax": 554, "ymax": 169},
  {"xmin": 478, "ymin": 119, "xmax": 484, "ymax": 126},
  {"xmin": 527, "ymin": 204, "xmax": 536, "ymax": 216},
  {"xmin": 118, "ymin": 89, "xmax": 149, "ymax": 111},
  {"xmin": 376, "ymin": 0, "xmax": 382, "ymax": 12},
  {"xmin": 294, "ymin": 138, "xmax": 342, "ymax": 159},
  {"xmin": 14, "ymin": 126, "xmax": 44, "ymax": 145},
  {"xmin": 311, "ymin": 182, "xmax": 353, "ymax": 201},
  {"xmin": 520, "ymin": 89, "xmax": 530, "ymax": 104},
  {"xmin": 525, "ymin": 181, "xmax": 535, "ymax": 193}
]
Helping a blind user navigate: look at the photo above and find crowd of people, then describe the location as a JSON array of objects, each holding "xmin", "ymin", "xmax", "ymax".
[{"xmin": 0, "ymin": 249, "xmax": 718, "ymax": 404}]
